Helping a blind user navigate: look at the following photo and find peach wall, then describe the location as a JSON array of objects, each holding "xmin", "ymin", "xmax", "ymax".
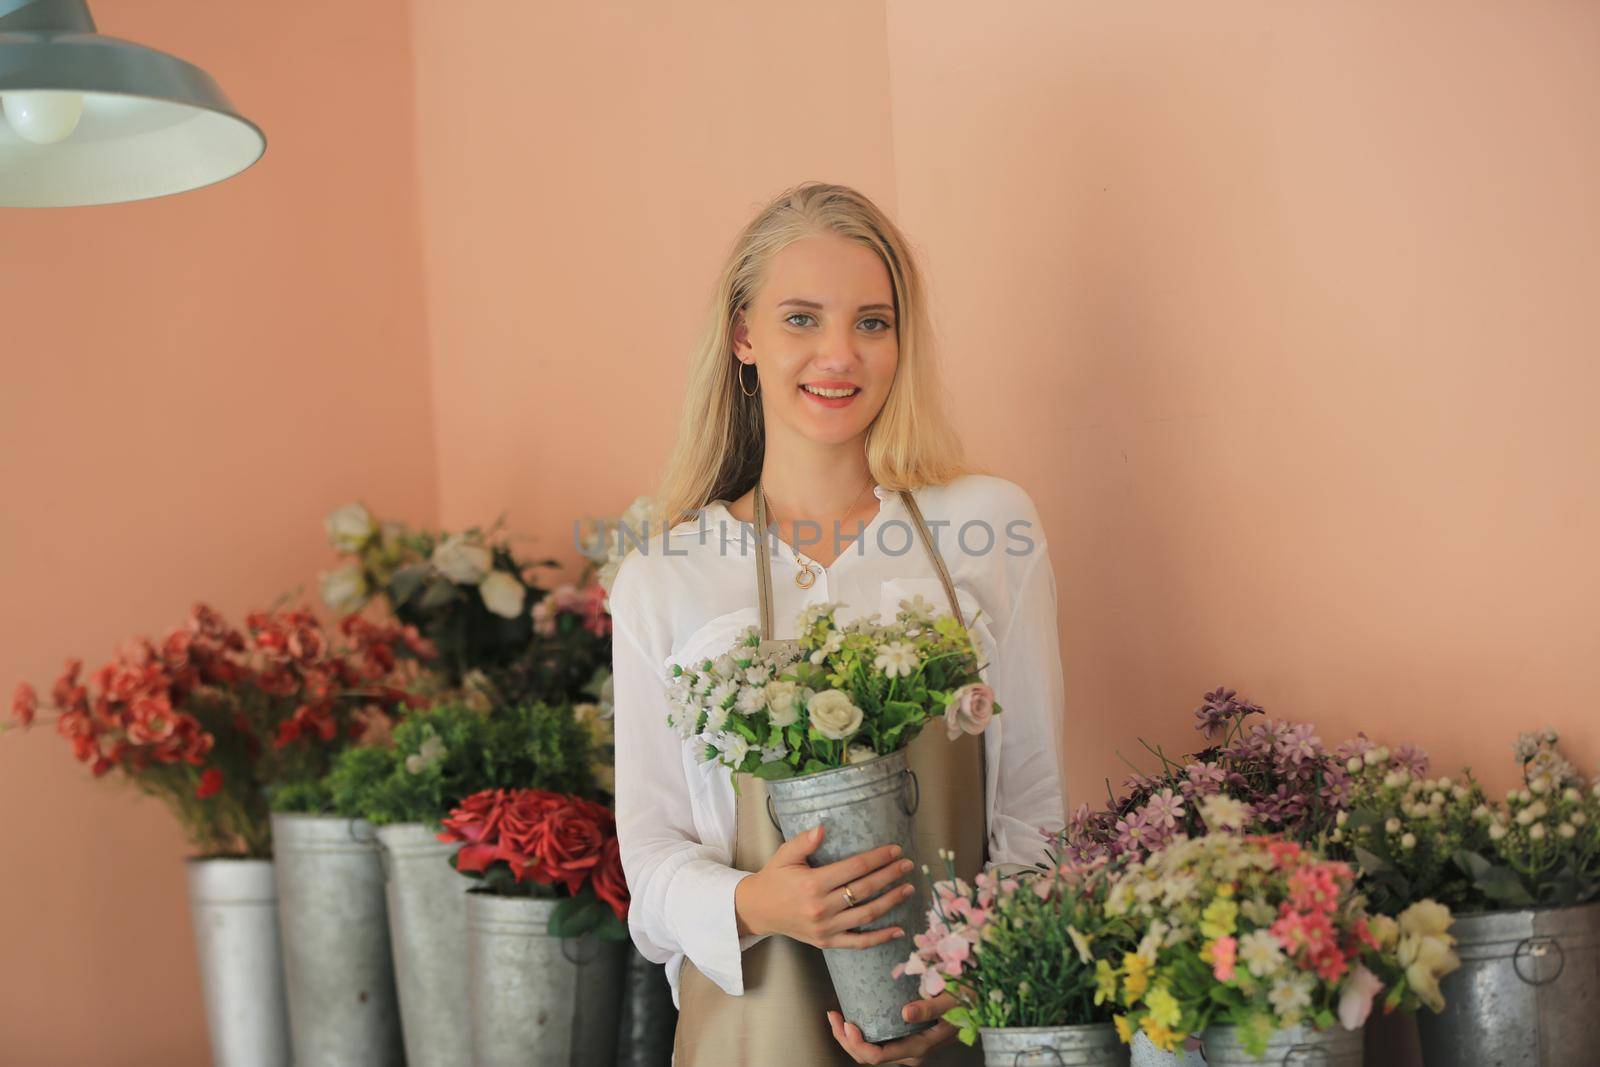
[
  {"xmin": 0, "ymin": 2, "xmax": 437, "ymax": 1062},
  {"xmin": 5, "ymin": 1, "xmax": 1599, "ymax": 1062}
]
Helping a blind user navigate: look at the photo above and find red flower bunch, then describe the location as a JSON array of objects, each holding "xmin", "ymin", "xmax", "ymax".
[
  {"xmin": 439, "ymin": 787, "xmax": 628, "ymax": 921},
  {"xmin": 9, "ymin": 602, "xmax": 437, "ymax": 856}
]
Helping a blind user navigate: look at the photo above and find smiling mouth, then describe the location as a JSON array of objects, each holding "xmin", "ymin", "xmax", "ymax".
[{"xmin": 800, "ymin": 384, "xmax": 860, "ymax": 399}]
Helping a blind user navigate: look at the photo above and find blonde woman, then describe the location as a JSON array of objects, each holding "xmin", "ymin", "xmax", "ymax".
[{"xmin": 609, "ymin": 182, "xmax": 1067, "ymax": 1066}]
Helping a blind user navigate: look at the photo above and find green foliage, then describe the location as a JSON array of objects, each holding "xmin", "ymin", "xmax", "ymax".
[
  {"xmin": 324, "ymin": 699, "xmax": 597, "ymax": 827},
  {"xmin": 267, "ymin": 778, "xmax": 332, "ymax": 815}
]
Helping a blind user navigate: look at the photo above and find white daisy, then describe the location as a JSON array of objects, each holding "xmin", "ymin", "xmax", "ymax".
[{"xmin": 874, "ymin": 640, "xmax": 921, "ymax": 678}]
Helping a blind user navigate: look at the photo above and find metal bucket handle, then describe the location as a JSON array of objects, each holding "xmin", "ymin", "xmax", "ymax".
[
  {"xmin": 900, "ymin": 769, "xmax": 920, "ymax": 817},
  {"xmin": 348, "ymin": 819, "xmax": 377, "ymax": 844},
  {"xmin": 1513, "ymin": 935, "xmax": 1566, "ymax": 985},
  {"xmin": 561, "ymin": 933, "xmax": 601, "ymax": 966},
  {"xmin": 1011, "ymin": 1048, "xmax": 1065, "ymax": 1066},
  {"xmin": 1198, "ymin": 1038, "xmax": 1334, "ymax": 1066}
]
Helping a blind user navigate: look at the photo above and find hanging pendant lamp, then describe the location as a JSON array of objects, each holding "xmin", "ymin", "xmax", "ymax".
[{"xmin": 0, "ymin": 0, "xmax": 265, "ymax": 207}]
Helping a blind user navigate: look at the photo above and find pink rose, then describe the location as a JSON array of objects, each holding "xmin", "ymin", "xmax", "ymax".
[
  {"xmin": 944, "ymin": 683, "xmax": 996, "ymax": 740},
  {"xmin": 1338, "ymin": 963, "xmax": 1384, "ymax": 1030}
]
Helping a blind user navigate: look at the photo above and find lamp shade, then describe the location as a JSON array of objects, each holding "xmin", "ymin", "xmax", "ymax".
[{"xmin": 0, "ymin": 0, "xmax": 265, "ymax": 207}]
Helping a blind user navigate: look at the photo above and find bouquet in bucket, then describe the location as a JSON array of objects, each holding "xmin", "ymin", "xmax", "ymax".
[
  {"xmin": 438, "ymin": 786, "xmax": 629, "ymax": 939},
  {"xmin": 664, "ymin": 596, "xmax": 998, "ymax": 779},
  {"xmin": 895, "ymin": 850, "xmax": 1138, "ymax": 1049},
  {"xmin": 1339, "ymin": 728, "xmax": 1600, "ymax": 915},
  {"xmin": 1100, "ymin": 798, "xmax": 1463, "ymax": 1056}
]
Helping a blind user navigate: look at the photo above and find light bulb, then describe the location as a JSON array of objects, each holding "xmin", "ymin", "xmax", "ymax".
[{"xmin": 2, "ymin": 91, "xmax": 85, "ymax": 145}]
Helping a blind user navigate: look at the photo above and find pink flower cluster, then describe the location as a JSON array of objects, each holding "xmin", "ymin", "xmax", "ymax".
[
  {"xmin": 1261, "ymin": 840, "xmax": 1366, "ymax": 984},
  {"xmin": 894, "ymin": 869, "xmax": 1018, "ymax": 999},
  {"xmin": 530, "ymin": 582, "xmax": 611, "ymax": 639}
]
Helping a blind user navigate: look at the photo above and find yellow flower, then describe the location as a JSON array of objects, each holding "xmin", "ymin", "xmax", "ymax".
[
  {"xmin": 1094, "ymin": 959, "xmax": 1119, "ymax": 1005},
  {"xmin": 1145, "ymin": 984, "xmax": 1182, "ymax": 1029},
  {"xmin": 1114, "ymin": 1015, "xmax": 1135, "ymax": 1044},
  {"xmin": 1140, "ymin": 1015, "xmax": 1181, "ymax": 1052},
  {"xmin": 1367, "ymin": 914, "xmax": 1399, "ymax": 950},
  {"xmin": 1122, "ymin": 952, "xmax": 1152, "ymax": 1001},
  {"xmin": 1398, "ymin": 932, "xmax": 1461, "ymax": 1012},
  {"xmin": 1398, "ymin": 899, "xmax": 1454, "ymax": 940},
  {"xmin": 1200, "ymin": 895, "xmax": 1239, "ymax": 940}
]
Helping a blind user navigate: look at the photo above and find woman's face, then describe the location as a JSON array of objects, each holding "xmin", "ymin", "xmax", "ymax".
[{"xmin": 732, "ymin": 233, "xmax": 900, "ymax": 447}]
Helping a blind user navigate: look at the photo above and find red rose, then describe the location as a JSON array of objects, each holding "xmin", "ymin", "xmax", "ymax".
[
  {"xmin": 591, "ymin": 835, "xmax": 630, "ymax": 921},
  {"xmin": 440, "ymin": 789, "xmax": 515, "ymax": 874},
  {"xmin": 196, "ymin": 769, "xmax": 224, "ymax": 799},
  {"xmin": 533, "ymin": 798, "xmax": 607, "ymax": 895},
  {"xmin": 498, "ymin": 790, "xmax": 567, "ymax": 883}
]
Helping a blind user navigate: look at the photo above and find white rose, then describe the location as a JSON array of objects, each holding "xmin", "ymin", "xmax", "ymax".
[
  {"xmin": 319, "ymin": 564, "xmax": 370, "ymax": 614},
  {"xmin": 431, "ymin": 534, "xmax": 492, "ymax": 584},
  {"xmin": 325, "ymin": 502, "xmax": 376, "ymax": 553},
  {"xmin": 765, "ymin": 680, "xmax": 801, "ymax": 727},
  {"xmin": 847, "ymin": 743, "xmax": 877, "ymax": 764},
  {"xmin": 478, "ymin": 571, "xmax": 527, "ymax": 618},
  {"xmin": 808, "ymin": 689, "xmax": 864, "ymax": 740}
]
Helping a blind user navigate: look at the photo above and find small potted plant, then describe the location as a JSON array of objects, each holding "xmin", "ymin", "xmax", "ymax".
[
  {"xmin": 440, "ymin": 786, "xmax": 631, "ymax": 1067},
  {"xmin": 896, "ymin": 850, "xmax": 1137, "ymax": 1066},
  {"xmin": 665, "ymin": 596, "xmax": 1000, "ymax": 1043}
]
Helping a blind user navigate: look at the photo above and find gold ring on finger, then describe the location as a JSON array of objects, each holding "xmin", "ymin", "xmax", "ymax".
[{"xmin": 842, "ymin": 885, "xmax": 858, "ymax": 908}]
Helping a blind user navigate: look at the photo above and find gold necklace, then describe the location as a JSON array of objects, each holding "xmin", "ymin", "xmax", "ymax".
[{"xmin": 760, "ymin": 478, "xmax": 874, "ymax": 588}]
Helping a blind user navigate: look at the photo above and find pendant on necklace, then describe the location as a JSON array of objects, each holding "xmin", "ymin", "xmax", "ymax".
[{"xmin": 793, "ymin": 551, "xmax": 820, "ymax": 589}]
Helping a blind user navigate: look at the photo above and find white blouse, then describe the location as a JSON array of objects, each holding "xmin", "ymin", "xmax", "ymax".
[{"xmin": 608, "ymin": 473, "xmax": 1068, "ymax": 1005}]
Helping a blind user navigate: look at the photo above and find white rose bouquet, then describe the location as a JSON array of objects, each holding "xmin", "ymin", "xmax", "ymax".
[{"xmin": 665, "ymin": 596, "xmax": 999, "ymax": 779}]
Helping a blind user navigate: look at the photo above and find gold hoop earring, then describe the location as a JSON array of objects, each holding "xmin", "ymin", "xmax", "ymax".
[{"xmin": 738, "ymin": 360, "xmax": 759, "ymax": 397}]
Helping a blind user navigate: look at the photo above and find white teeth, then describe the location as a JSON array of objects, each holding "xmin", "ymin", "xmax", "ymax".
[{"xmin": 802, "ymin": 384, "xmax": 858, "ymax": 398}]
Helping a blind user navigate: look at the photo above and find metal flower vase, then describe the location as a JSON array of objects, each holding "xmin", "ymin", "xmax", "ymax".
[
  {"xmin": 1130, "ymin": 1033, "xmax": 1207, "ymax": 1066},
  {"xmin": 763, "ymin": 748, "xmax": 925, "ymax": 1044},
  {"xmin": 271, "ymin": 813, "xmax": 403, "ymax": 1066},
  {"xmin": 1415, "ymin": 901, "xmax": 1600, "ymax": 1067},
  {"xmin": 185, "ymin": 857, "xmax": 291, "ymax": 1067},
  {"xmin": 615, "ymin": 946, "xmax": 678, "ymax": 1067},
  {"xmin": 981, "ymin": 1023, "xmax": 1131, "ymax": 1066},
  {"xmin": 1201, "ymin": 1024, "xmax": 1362, "ymax": 1066},
  {"xmin": 376, "ymin": 821, "xmax": 472, "ymax": 1067},
  {"xmin": 465, "ymin": 892, "xmax": 629, "ymax": 1067}
]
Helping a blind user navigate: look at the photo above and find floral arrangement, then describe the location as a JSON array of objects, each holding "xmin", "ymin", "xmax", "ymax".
[
  {"xmin": 1057, "ymin": 687, "xmax": 1387, "ymax": 867},
  {"xmin": 1100, "ymin": 804, "xmax": 1461, "ymax": 1056},
  {"xmin": 9, "ymin": 603, "xmax": 432, "ymax": 855},
  {"xmin": 665, "ymin": 597, "xmax": 997, "ymax": 779},
  {"xmin": 1340, "ymin": 729, "xmax": 1600, "ymax": 914},
  {"xmin": 318, "ymin": 698, "xmax": 600, "ymax": 826},
  {"xmin": 894, "ymin": 851, "xmax": 1135, "ymax": 1046},
  {"xmin": 439, "ymin": 787, "xmax": 629, "ymax": 939},
  {"xmin": 319, "ymin": 502, "xmax": 554, "ymax": 686}
]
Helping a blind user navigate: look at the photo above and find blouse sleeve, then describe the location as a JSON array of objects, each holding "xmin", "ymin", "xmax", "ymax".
[
  {"xmin": 984, "ymin": 540, "xmax": 1069, "ymax": 869},
  {"xmin": 609, "ymin": 555, "xmax": 757, "ymax": 998}
]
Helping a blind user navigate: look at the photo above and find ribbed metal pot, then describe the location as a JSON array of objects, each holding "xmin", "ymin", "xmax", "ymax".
[
  {"xmin": 185, "ymin": 858, "xmax": 291, "ymax": 1067},
  {"xmin": 615, "ymin": 946, "xmax": 677, "ymax": 1067},
  {"xmin": 271, "ymin": 813, "xmax": 403, "ymax": 1066},
  {"xmin": 1130, "ymin": 1032, "xmax": 1207, "ymax": 1066},
  {"xmin": 376, "ymin": 821, "xmax": 472, "ymax": 1067},
  {"xmin": 1201, "ymin": 1024, "xmax": 1362, "ymax": 1066},
  {"xmin": 1415, "ymin": 901, "xmax": 1600, "ymax": 1067},
  {"xmin": 764, "ymin": 748, "xmax": 925, "ymax": 1044},
  {"xmin": 466, "ymin": 892, "xmax": 629, "ymax": 1067},
  {"xmin": 980, "ymin": 1022, "xmax": 1130, "ymax": 1065}
]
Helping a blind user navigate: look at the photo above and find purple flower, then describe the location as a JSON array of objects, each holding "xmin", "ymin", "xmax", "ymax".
[
  {"xmin": 1113, "ymin": 808, "xmax": 1152, "ymax": 854},
  {"xmin": 1192, "ymin": 686, "xmax": 1265, "ymax": 740},
  {"xmin": 1274, "ymin": 722, "xmax": 1323, "ymax": 765},
  {"xmin": 1393, "ymin": 744, "xmax": 1430, "ymax": 775},
  {"xmin": 1333, "ymin": 732, "xmax": 1376, "ymax": 762},
  {"xmin": 1142, "ymin": 788, "xmax": 1187, "ymax": 829}
]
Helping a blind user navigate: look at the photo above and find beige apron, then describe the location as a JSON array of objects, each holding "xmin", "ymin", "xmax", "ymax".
[{"xmin": 673, "ymin": 485, "xmax": 986, "ymax": 1066}]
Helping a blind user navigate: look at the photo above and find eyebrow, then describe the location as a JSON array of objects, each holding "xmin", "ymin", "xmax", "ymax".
[{"xmin": 777, "ymin": 298, "xmax": 895, "ymax": 314}]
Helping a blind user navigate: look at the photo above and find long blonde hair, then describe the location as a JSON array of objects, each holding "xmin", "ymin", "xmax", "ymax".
[{"xmin": 651, "ymin": 181, "xmax": 978, "ymax": 529}]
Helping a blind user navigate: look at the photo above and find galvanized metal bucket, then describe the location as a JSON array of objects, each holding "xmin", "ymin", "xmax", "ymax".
[
  {"xmin": 465, "ymin": 892, "xmax": 629, "ymax": 1067},
  {"xmin": 1415, "ymin": 901, "xmax": 1600, "ymax": 1067},
  {"xmin": 1201, "ymin": 1024, "xmax": 1362, "ymax": 1066},
  {"xmin": 1130, "ymin": 1032, "xmax": 1207, "ymax": 1066},
  {"xmin": 980, "ymin": 1022, "xmax": 1130, "ymax": 1065},
  {"xmin": 376, "ymin": 821, "xmax": 471, "ymax": 1067},
  {"xmin": 185, "ymin": 858, "xmax": 291, "ymax": 1067},
  {"xmin": 270, "ymin": 813, "xmax": 403, "ymax": 1066},
  {"xmin": 615, "ymin": 946, "xmax": 678, "ymax": 1067},
  {"xmin": 764, "ymin": 748, "xmax": 925, "ymax": 1044}
]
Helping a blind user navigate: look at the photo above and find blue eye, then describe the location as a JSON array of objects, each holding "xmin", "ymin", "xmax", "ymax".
[
  {"xmin": 785, "ymin": 313, "xmax": 815, "ymax": 327},
  {"xmin": 861, "ymin": 317, "xmax": 891, "ymax": 332}
]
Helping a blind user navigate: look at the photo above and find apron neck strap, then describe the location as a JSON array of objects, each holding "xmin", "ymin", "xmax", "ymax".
[{"xmin": 752, "ymin": 478, "xmax": 966, "ymax": 640}]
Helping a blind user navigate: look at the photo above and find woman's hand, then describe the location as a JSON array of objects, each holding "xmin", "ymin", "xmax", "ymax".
[
  {"xmin": 827, "ymin": 992, "xmax": 959, "ymax": 1065},
  {"xmin": 733, "ymin": 824, "xmax": 917, "ymax": 949}
]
